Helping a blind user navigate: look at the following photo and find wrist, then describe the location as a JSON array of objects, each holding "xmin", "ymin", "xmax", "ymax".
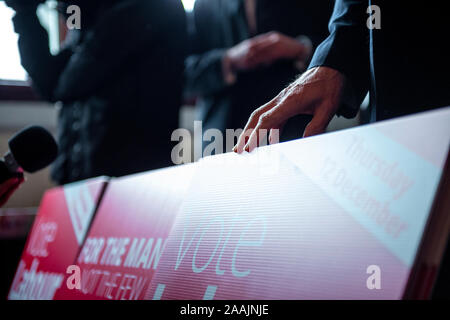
[{"xmin": 300, "ymin": 66, "xmax": 344, "ymax": 80}]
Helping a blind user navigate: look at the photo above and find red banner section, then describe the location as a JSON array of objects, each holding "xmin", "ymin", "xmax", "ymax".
[
  {"xmin": 59, "ymin": 165, "xmax": 195, "ymax": 300},
  {"xmin": 146, "ymin": 108, "xmax": 450, "ymax": 300},
  {"xmin": 8, "ymin": 178, "xmax": 107, "ymax": 300}
]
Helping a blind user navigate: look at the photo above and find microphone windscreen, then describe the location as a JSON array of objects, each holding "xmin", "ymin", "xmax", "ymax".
[{"xmin": 8, "ymin": 126, "xmax": 58, "ymax": 173}]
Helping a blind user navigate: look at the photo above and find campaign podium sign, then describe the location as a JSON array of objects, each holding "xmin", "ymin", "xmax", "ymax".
[
  {"xmin": 8, "ymin": 177, "xmax": 107, "ymax": 300},
  {"xmin": 146, "ymin": 108, "xmax": 450, "ymax": 300},
  {"xmin": 7, "ymin": 108, "xmax": 449, "ymax": 300},
  {"xmin": 61, "ymin": 165, "xmax": 195, "ymax": 299}
]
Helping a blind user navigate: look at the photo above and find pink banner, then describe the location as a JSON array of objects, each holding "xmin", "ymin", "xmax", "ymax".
[{"xmin": 62, "ymin": 165, "xmax": 194, "ymax": 300}]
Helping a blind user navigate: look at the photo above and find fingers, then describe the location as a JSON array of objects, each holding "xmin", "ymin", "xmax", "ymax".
[
  {"xmin": 241, "ymin": 32, "xmax": 287, "ymax": 70},
  {"xmin": 303, "ymin": 118, "xmax": 327, "ymax": 138},
  {"xmin": 233, "ymin": 82, "xmax": 303, "ymax": 153},
  {"xmin": 239, "ymin": 104, "xmax": 331, "ymax": 154},
  {"xmin": 302, "ymin": 102, "xmax": 336, "ymax": 137},
  {"xmin": 269, "ymin": 120, "xmax": 285, "ymax": 145},
  {"xmin": 244, "ymin": 106, "xmax": 288, "ymax": 153},
  {"xmin": 251, "ymin": 32, "xmax": 278, "ymax": 44},
  {"xmin": 245, "ymin": 119, "xmax": 269, "ymax": 153},
  {"xmin": 246, "ymin": 40, "xmax": 277, "ymax": 68},
  {"xmin": 251, "ymin": 32, "xmax": 304, "ymax": 64},
  {"xmin": 232, "ymin": 93, "xmax": 333, "ymax": 153},
  {"xmin": 233, "ymin": 94, "xmax": 292, "ymax": 153},
  {"xmin": 233, "ymin": 98, "xmax": 277, "ymax": 153},
  {"xmin": 245, "ymin": 32, "xmax": 283, "ymax": 68},
  {"xmin": 232, "ymin": 66, "xmax": 345, "ymax": 154}
]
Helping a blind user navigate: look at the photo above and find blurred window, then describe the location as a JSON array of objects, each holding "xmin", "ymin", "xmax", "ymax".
[
  {"xmin": 182, "ymin": 0, "xmax": 196, "ymax": 12},
  {"xmin": 0, "ymin": 1, "xmax": 59, "ymax": 82}
]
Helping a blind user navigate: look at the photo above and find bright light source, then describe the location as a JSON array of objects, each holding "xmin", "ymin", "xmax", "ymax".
[
  {"xmin": 182, "ymin": 0, "xmax": 196, "ymax": 12},
  {"xmin": 0, "ymin": 3, "xmax": 27, "ymax": 81}
]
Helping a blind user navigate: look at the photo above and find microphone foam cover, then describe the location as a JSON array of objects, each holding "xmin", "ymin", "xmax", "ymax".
[{"xmin": 8, "ymin": 126, "xmax": 58, "ymax": 173}]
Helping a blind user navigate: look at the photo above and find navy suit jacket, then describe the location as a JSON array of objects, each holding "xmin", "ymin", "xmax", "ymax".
[{"xmin": 309, "ymin": 0, "xmax": 450, "ymax": 120}]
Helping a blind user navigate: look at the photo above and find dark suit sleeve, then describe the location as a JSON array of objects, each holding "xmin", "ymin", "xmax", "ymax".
[
  {"xmin": 11, "ymin": 7, "xmax": 72, "ymax": 102},
  {"xmin": 184, "ymin": 0, "xmax": 229, "ymax": 97},
  {"xmin": 303, "ymin": 0, "xmax": 335, "ymax": 50},
  {"xmin": 308, "ymin": 0, "xmax": 370, "ymax": 118}
]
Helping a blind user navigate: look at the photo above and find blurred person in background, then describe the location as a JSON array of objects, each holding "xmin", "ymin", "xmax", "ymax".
[
  {"xmin": 5, "ymin": 0, "xmax": 187, "ymax": 184},
  {"xmin": 184, "ymin": 0, "xmax": 334, "ymax": 152}
]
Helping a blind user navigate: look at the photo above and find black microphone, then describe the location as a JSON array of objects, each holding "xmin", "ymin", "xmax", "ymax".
[{"xmin": 0, "ymin": 126, "xmax": 58, "ymax": 184}]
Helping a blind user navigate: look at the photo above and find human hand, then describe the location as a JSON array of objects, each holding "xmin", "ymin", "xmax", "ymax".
[
  {"xmin": 233, "ymin": 66, "xmax": 347, "ymax": 153},
  {"xmin": 249, "ymin": 32, "xmax": 312, "ymax": 66},
  {"xmin": 225, "ymin": 32, "xmax": 311, "ymax": 72},
  {"xmin": 224, "ymin": 35, "xmax": 270, "ymax": 72}
]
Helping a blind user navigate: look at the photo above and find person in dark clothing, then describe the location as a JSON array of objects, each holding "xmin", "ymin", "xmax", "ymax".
[
  {"xmin": 6, "ymin": 0, "xmax": 187, "ymax": 184},
  {"xmin": 234, "ymin": 0, "xmax": 450, "ymax": 153},
  {"xmin": 185, "ymin": 0, "xmax": 334, "ymax": 151}
]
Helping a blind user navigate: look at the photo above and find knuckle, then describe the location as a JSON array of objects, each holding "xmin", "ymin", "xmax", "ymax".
[
  {"xmin": 250, "ymin": 108, "xmax": 263, "ymax": 120},
  {"xmin": 258, "ymin": 112, "xmax": 272, "ymax": 125}
]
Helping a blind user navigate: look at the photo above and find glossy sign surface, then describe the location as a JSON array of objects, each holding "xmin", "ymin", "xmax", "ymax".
[{"xmin": 147, "ymin": 108, "xmax": 450, "ymax": 299}]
